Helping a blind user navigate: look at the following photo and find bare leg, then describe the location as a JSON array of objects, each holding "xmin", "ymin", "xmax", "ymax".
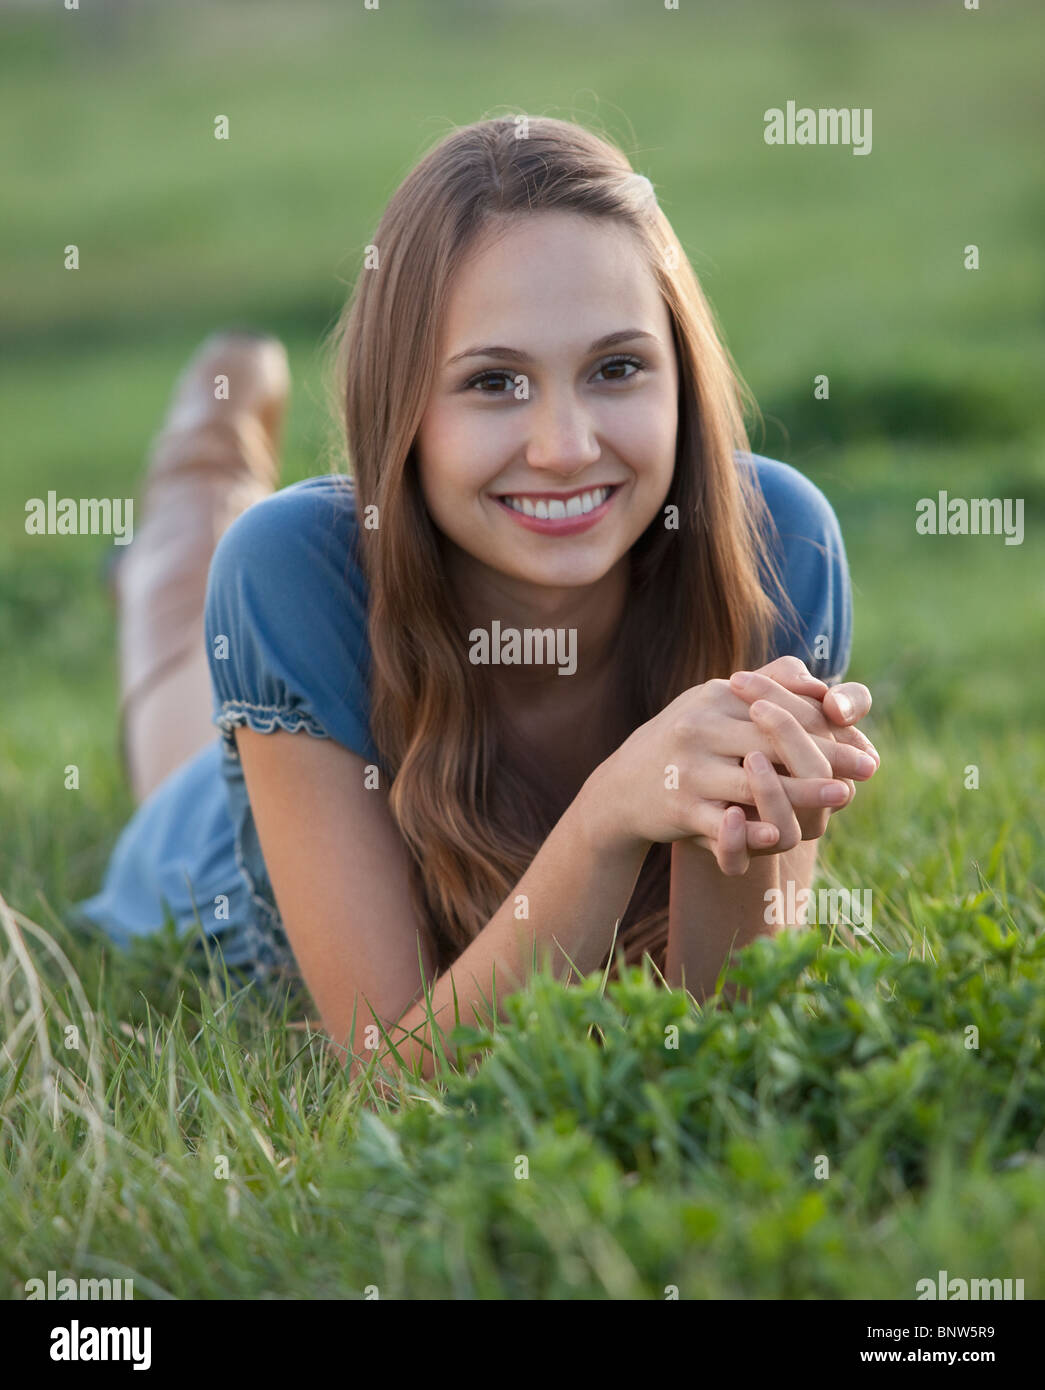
[{"xmin": 114, "ymin": 333, "xmax": 290, "ymax": 805}]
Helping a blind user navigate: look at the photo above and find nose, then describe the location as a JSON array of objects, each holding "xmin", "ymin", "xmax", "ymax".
[{"xmin": 523, "ymin": 390, "xmax": 601, "ymax": 477}]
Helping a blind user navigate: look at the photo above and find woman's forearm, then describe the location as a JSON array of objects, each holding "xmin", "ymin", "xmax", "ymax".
[
  {"xmin": 358, "ymin": 779, "xmax": 651, "ymax": 1090},
  {"xmin": 665, "ymin": 839, "xmax": 819, "ymax": 1001}
]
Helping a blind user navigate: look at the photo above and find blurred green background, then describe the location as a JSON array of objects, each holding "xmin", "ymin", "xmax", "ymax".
[{"xmin": 1, "ymin": 0, "xmax": 1042, "ymax": 921}]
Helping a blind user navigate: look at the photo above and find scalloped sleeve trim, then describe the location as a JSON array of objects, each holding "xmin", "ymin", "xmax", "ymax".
[{"xmin": 214, "ymin": 700, "xmax": 330, "ymax": 760}]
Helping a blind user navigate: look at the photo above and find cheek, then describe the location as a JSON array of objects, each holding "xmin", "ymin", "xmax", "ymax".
[
  {"xmin": 423, "ymin": 413, "xmax": 514, "ymax": 507},
  {"xmin": 416, "ymin": 421, "xmax": 489, "ymax": 531},
  {"xmin": 416, "ymin": 409, "xmax": 467, "ymax": 504},
  {"xmin": 612, "ymin": 394, "xmax": 677, "ymax": 475}
]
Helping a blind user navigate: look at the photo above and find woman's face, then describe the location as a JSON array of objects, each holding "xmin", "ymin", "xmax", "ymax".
[{"xmin": 414, "ymin": 210, "xmax": 679, "ymax": 598}]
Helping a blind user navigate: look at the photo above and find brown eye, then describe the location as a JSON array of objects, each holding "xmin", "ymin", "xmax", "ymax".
[
  {"xmin": 467, "ymin": 371, "xmax": 515, "ymax": 392},
  {"xmin": 595, "ymin": 355, "xmax": 644, "ymax": 382}
]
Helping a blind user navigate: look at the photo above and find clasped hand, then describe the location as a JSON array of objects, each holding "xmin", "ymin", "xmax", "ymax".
[
  {"xmin": 706, "ymin": 655, "xmax": 877, "ymax": 875},
  {"xmin": 587, "ymin": 654, "xmax": 878, "ymax": 874}
]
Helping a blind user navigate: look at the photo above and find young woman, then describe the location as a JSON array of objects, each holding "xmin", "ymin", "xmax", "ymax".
[{"xmin": 74, "ymin": 115, "xmax": 878, "ymax": 1083}]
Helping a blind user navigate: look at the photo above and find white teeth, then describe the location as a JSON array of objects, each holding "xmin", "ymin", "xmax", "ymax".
[{"xmin": 500, "ymin": 486, "xmax": 612, "ymax": 519}]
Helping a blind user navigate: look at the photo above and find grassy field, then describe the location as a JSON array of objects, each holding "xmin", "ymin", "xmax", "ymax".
[{"xmin": 1, "ymin": 0, "xmax": 1043, "ymax": 1299}]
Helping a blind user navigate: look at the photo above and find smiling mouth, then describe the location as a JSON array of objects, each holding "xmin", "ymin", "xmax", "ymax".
[{"xmin": 492, "ymin": 483, "xmax": 620, "ymax": 520}]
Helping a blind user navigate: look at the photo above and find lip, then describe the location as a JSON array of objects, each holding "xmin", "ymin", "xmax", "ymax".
[{"xmin": 492, "ymin": 484, "xmax": 622, "ymax": 536}]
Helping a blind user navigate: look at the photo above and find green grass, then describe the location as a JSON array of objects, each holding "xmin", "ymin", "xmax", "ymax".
[
  {"xmin": 2, "ymin": 807, "xmax": 1044, "ymax": 1298},
  {"xmin": 2, "ymin": 0, "xmax": 1043, "ymax": 1299}
]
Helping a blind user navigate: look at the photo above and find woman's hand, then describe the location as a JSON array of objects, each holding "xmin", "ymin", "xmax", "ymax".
[
  {"xmin": 583, "ymin": 668, "xmax": 876, "ymax": 875},
  {"xmin": 730, "ymin": 656, "xmax": 877, "ymax": 763},
  {"xmin": 727, "ymin": 656, "xmax": 876, "ymax": 847},
  {"xmin": 710, "ymin": 701, "xmax": 840, "ymax": 875}
]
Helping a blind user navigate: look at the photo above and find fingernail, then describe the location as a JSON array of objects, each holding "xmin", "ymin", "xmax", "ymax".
[
  {"xmin": 855, "ymin": 753, "xmax": 876, "ymax": 777},
  {"xmin": 732, "ymin": 671, "xmax": 751, "ymax": 688},
  {"xmin": 820, "ymin": 782, "xmax": 850, "ymax": 805},
  {"xmin": 834, "ymin": 692, "xmax": 854, "ymax": 722},
  {"xmin": 747, "ymin": 751, "xmax": 770, "ymax": 773},
  {"xmin": 755, "ymin": 826, "xmax": 777, "ymax": 845}
]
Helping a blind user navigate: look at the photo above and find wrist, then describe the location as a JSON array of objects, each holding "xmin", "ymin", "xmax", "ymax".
[{"xmin": 575, "ymin": 762, "xmax": 651, "ymax": 860}]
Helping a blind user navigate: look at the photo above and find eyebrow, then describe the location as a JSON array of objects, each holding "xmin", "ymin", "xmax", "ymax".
[{"xmin": 444, "ymin": 328, "xmax": 659, "ymax": 368}]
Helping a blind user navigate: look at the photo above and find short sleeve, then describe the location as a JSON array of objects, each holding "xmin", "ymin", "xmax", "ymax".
[
  {"xmin": 746, "ymin": 454, "xmax": 853, "ymax": 685},
  {"xmin": 203, "ymin": 475, "xmax": 380, "ymax": 764}
]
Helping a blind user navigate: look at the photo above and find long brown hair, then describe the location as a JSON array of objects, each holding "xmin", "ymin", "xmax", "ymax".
[{"xmin": 325, "ymin": 115, "xmax": 788, "ymax": 982}]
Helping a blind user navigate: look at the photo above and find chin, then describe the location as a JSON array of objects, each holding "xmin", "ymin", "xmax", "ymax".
[{"xmin": 514, "ymin": 558, "xmax": 617, "ymax": 588}]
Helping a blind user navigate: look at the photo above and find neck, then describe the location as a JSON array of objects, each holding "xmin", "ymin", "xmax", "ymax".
[{"xmin": 445, "ymin": 544, "xmax": 630, "ymax": 698}]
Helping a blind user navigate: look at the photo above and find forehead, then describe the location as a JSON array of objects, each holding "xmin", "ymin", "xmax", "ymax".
[{"xmin": 439, "ymin": 211, "xmax": 667, "ymax": 349}]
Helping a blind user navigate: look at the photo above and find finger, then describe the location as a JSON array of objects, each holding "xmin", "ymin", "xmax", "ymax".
[
  {"xmin": 797, "ymin": 706, "xmax": 880, "ymax": 767},
  {"xmin": 712, "ymin": 676, "xmax": 841, "ymax": 755},
  {"xmin": 712, "ymin": 716, "xmax": 878, "ymax": 780},
  {"xmin": 748, "ymin": 701, "xmax": 834, "ymax": 780},
  {"xmin": 735, "ymin": 801, "xmax": 815, "ymax": 859},
  {"xmin": 830, "ymin": 722, "xmax": 880, "ymax": 764},
  {"xmin": 707, "ymin": 763, "xmax": 853, "ymax": 809},
  {"xmin": 682, "ymin": 797, "xmax": 781, "ymax": 848},
  {"xmin": 703, "ymin": 798, "xmax": 784, "ymax": 848},
  {"xmin": 715, "ymin": 805, "xmax": 751, "ymax": 876},
  {"xmin": 822, "ymin": 682, "xmax": 872, "ymax": 727},
  {"xmin": 744, "ymin": 751, "xmax": 803, "ymax": 850},
  {"xmin": 731, "ymin": 677, "xmax": 880, "ymax": 763},
  {"xmin": 732, "ymin": 672, "xmax": 880, "ymax": 765},
  {"xmin": 817, "ymin": 738, "xmax": 878, "ymax": 780},
  {"xmin": 785, "ymin": 776, "xmax": 852, "ymax": 808},
  {"xmin": 747, "ymin": 656, "xmax": 828, "ymax": 695},
  {"xmin": 730, "ymin": 671, "xmax": 837, "ymax": 735},
  {"xmin": 837, "ymin": 777, "xmax": 857, "ymax": 805}
]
